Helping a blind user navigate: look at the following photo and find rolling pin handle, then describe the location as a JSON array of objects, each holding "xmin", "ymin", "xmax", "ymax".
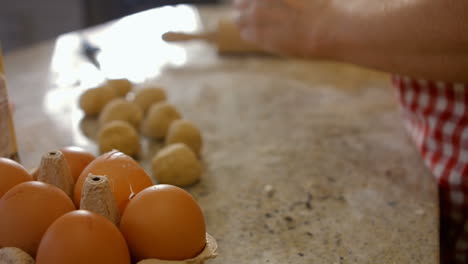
[{"xmin": 162, "ymin": 32, "xmax": 215, "ymax": 43}]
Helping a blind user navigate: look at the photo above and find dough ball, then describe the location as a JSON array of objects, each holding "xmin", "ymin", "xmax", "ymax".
[
  {"xmin": 107, "ymin": 78, "xmax": 133, "ymax": 97},
  {"xmin": 166, "ymin": 120, "xmax": 202, "ymax": 156},
  {"xmin": 99, "ymin": 98, "xmax": 143, "ymax": 129},
  {"xmin": 152, "ymin": 143, "xmax": 202, "ymax": 186},
  {"xmin": 98, "ymin": 120, "xmax": 140, "ymax": 157},
  {"xmin": 133, "ymin": 86, "xmax": 167, "ymax": 112},
  {"xmin": 79, "ymin": 85, "xmax": 117, "ymax": 116},
  {"xmin": 142, "ymin": 102, "xmax": 181, "ymax": 139}
]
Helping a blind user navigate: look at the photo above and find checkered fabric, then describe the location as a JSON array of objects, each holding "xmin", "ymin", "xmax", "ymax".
[{"xmin": 393, "ymin": 75, "xmax": 468, "ymax": 264}]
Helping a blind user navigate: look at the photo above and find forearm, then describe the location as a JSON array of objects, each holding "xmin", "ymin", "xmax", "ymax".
[{"xmin": 315, "ymin": 0, "xmax": 468, "ymax": 82}]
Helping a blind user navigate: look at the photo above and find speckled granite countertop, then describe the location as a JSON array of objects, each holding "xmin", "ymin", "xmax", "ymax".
[
  {"xmin": 157, "ymin": 60, "xmax": 439, "ymax": 263},
  {"xmin": 5, "ymin": 5, "xmax": 438, "ymax": 264}
]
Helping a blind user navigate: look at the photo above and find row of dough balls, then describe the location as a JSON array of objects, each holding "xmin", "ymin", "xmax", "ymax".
[{"xmin": 78, "ymin": 79, "xmax": 203, "ymax": 186}]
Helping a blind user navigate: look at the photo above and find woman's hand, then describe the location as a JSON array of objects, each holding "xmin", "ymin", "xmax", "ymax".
[
  {"xmin": 234, "ymin": 0, "xmax": 333, "ymax": 58},
  {"xmin": 234, "ymin": 0, "xmax": 468, "ymax": 82}
]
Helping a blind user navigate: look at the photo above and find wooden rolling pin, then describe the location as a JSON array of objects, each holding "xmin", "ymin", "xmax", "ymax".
[{"xmin": 162, "ymin": 19, "xmax": 269, "ymax": 55}]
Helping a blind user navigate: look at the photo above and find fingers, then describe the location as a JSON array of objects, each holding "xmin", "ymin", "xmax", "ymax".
[
  {"xmin": 236, "ymin": 9, "xmax": 284, "ymax": 51},
  {"xmin": 233, "ymin": 7, "xmax": 253, "ymax": 28},
  {"xmin": 235, "ymin": 9, "xmax": 258, "ymax": 43},
  {"xmin": 233, "ymin": 0, "xmax": 249, "ymax": 10},
  {"xmin": 283, "ymin": 0, "xmax": 306, "ymax": 9},
  {"xmin": 234, "ymin": 0, "xmax": 287, "ymax": 11},
  {"xmin": 233, "ymin": 0, "xmax": 297, "ymax": 54},
  {"xmin": 234, "ymin": 0, "xmax": 258, "ymax": 31}
]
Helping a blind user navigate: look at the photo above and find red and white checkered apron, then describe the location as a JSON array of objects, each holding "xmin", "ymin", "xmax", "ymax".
[{"xmin": 393, "ymin": 75, "xmax": 468, "ymax": 264}]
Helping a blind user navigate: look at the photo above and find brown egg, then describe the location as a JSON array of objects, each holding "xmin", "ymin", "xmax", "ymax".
[
  {"xmin": 0, "ymin": 157, "xmax": 33, "ymax": 198},
  {"xmin": 0, "ymin": 182, "xmax": 75, "ymax": 257},
  {"xmin": 74, "ymin": 150, "xmax": 153, "ymax": 214},
  {"xmin": 120, "ymin": 184, "xmax": 206, "ymax": 261},
  {"xmin": 36, "ymin": 210, "xmax": 131, "ymax": 264},
  {"xmin": 60, "ymin": 146, "xmax": 96, "ymax": 182}
]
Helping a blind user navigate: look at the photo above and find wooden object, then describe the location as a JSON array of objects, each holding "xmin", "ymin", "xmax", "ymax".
[{"xmin": 163, "ymin": 19, "xmax": 267, "ymax": 54}]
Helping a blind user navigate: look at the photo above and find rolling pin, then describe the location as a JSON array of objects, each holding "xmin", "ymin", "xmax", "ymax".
[{"xmin": 162, "ymin": 19, "xmax": 269, "ymax": 55}]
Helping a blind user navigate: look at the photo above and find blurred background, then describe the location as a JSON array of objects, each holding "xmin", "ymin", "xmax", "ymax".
[{"xmin": 0, "ymin": 0, "xmax": 223, "ymax": 53}]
